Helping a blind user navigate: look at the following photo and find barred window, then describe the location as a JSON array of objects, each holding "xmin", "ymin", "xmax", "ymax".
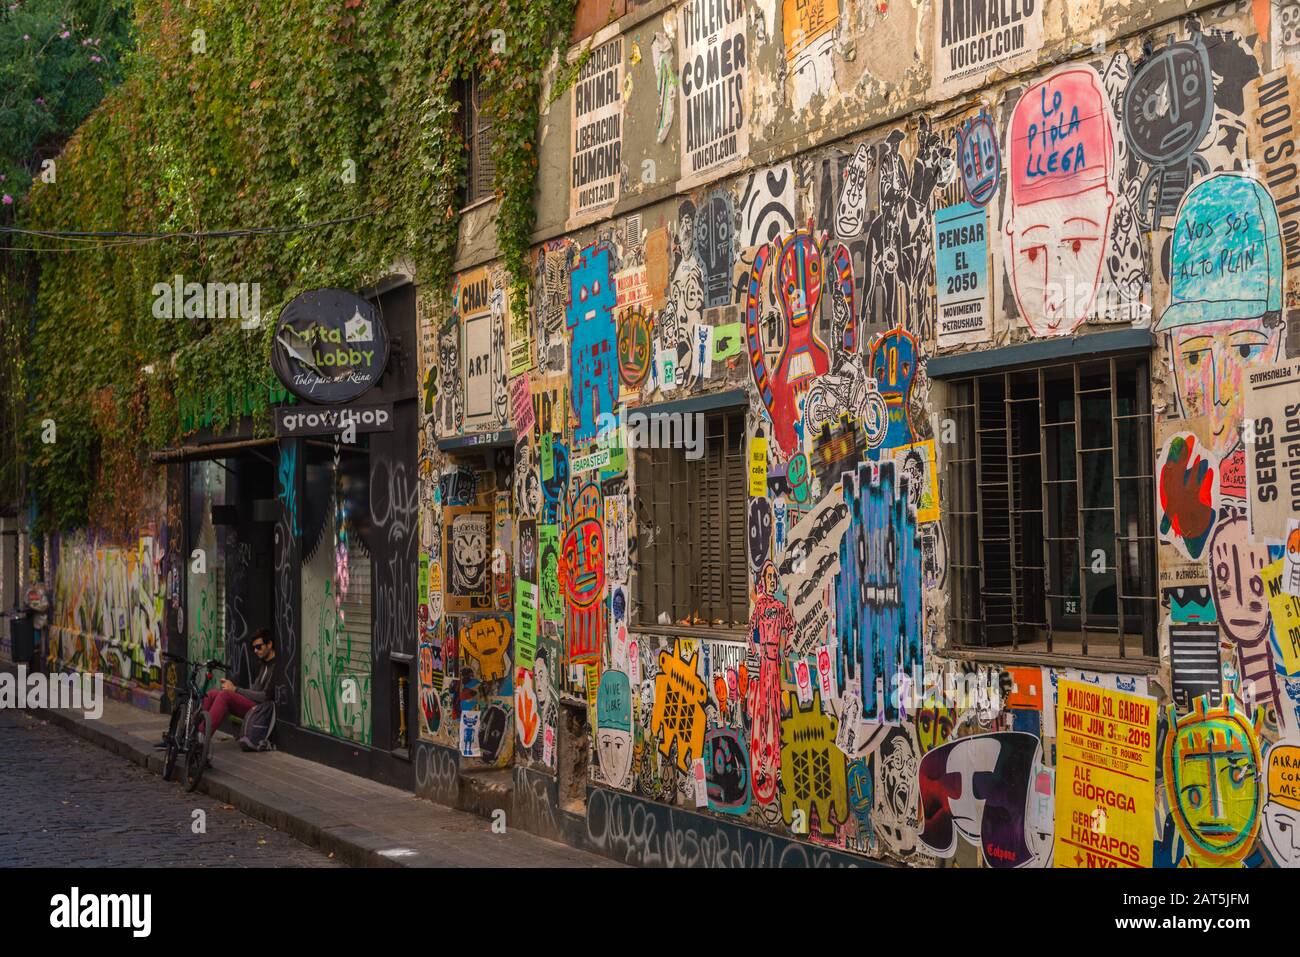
[
  {"xmin": 941, "ymin": 355, "xmax": 1158, "ymax": 659},
  {"xmin": 458, "ymin": 72, "xmax": 496, "ymax": 207},
  {"xmin": 634, "ymin": 407, "xmax": 748, "ymax": 630}
]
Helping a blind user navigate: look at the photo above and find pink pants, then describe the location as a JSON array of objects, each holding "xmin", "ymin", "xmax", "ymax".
[{"xmin": 202, "ymin": 689, "xmax": 255, "ymax": 735}]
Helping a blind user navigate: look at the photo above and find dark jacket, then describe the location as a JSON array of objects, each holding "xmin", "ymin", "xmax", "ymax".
[{"xmin": 237, "ymin": 656, "xmax": 276, "ymax": 704}]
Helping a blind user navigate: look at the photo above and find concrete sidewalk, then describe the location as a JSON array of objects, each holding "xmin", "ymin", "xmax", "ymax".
[{"xmin": 13, "ymin": 678, "xmax": 618, "ymax": 868}]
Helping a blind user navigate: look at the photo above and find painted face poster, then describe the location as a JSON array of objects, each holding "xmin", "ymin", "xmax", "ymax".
[
  {"xmin": 932, "ymin": 0, "xmax": 1044, "ymax": 100},
  {"xmin": 569, "ymin": 35, "xmax": 624, "ymax": 224},
  {"xmin": 678, "ymin": 0, "xmax": 749, "ymax": 189},
  {"xmin": 1053, "ymin": 680, "xmax": 1157, "ymax": 868},
  {"xmin": 1245, "ymin": 358, "xmax": 1300, "ymax": 544},
  {"xmin": 935, "ymin": 201, "xmax": 991, "ymax": 347}
]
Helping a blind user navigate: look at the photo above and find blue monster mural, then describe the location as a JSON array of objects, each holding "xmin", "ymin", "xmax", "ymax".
[
  {"xmin": 835, "ymin": 461, "xmax": 922, "ymax": 723},
  {"xmin": 567, "ymin": 242, "xmax": 617, "ymax": 445}
]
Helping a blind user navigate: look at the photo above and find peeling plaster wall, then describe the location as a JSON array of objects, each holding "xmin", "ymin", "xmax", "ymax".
[{"xmin": 421, "ymin": 0, "xmax": 1300, "ymax": 868}]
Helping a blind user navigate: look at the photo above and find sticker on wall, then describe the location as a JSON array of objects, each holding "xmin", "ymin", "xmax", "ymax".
[
  {"xmin": 892, "ymin": 440, "xmax": 940, "ymax": 524},
  {"xmin": 1157, "ymin": 429, "xmax": 1218, "ymax": 562},
  {"xmin": 920, "ymin": 732, "xmax": 1042, "ymax": 867},
  {"xmin": 1247, "ymin": 64, "xmax": 1300, "ymax": 295},
  {"xmin": 1263, "ymin": 555, "xmax": 1300, "ymax": 673},
  {"xmin": 1003, "ymin": 66, "xmax": 1116, "ymax": 338},
  {"xmin": 1262, "ymin": 743, "xmax": 1300, "ymax": 867},
  {"xmin": 1163, "ymin": 695, "xmax": 1264, "ymax": 867},
  {"xmin": 934, "ymin": 201, "xmax": 990, "ymax": 347},
  {"xmin": 1245, "ymin": 359, "xmax": 1300, "ymax": 543},
  {"xmin": 1156, "ymin": 174, "xmax": 1285, "ymax": 460},
  {"xmin": 749, "ymin": 434, "xmax": 768, "ymax": 497},
  {"xmin": 444, "ymin": 508, "xmax": 492, "ymax": 612},
  {"xmin": 783, "ymin": 0, "xmax": 839, "ymax": 111},
  {"xmin": 956, "ymin": 109, "xmax": 1000, "ymax": 208}
]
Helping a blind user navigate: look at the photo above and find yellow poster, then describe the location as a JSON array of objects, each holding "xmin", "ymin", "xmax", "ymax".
[
  {"xmin": 1262, "ymin": 557, "xmax": 1300, "ymax": 674},
  {"xmin": 1054, "ymin": 679, "xmax": 1157, "ymax": 868},
  {"xmin": 749, "ymin": 436, "xmax": 768, "ymax": 497}
]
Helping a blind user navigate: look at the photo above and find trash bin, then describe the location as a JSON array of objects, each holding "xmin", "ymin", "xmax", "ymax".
[{"xmin": 10, "ymin": 611, "xmax": 34, "ymax": 667}]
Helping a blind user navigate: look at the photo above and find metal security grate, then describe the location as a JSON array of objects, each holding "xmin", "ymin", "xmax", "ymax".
[
  {"xmin": 943, "ymin": 355, "xmax": 1158, "ymax": 659},
  {"xmin": 461, "ymin": 72, "xmax": 496, "ymax": 207},
  {"xmin": 635, "ymin": 407, "xmax": 748, "ymax": 629}
]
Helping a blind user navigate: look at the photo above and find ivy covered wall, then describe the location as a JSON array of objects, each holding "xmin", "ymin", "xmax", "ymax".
[{"xmin": 11, "ymin": 0, "xmax": 581, "ymax": 536}]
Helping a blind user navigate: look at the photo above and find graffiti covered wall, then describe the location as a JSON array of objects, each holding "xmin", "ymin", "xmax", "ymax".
[{"xmin": 420, "ymin": 0, "xmax": 1300, "ymax": 867}]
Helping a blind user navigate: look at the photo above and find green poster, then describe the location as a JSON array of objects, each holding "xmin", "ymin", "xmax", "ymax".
[
  {"xmin": 539, "ymin": 524, "xmax": 561, "ymax": 621},
  {"xmin": 541, "ymin": 432, "xmax": 554, "ymax": 481},
  {"xmin": 515, "ymin": 580, "xmax": 538, "ymax": 670}
]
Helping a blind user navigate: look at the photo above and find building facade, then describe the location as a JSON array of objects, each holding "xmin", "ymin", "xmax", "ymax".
[
  {"xmin": 13, "ymin": 0, "xmax": 1300, "ymax": 869},
  {"xmin": 418, "ymin": 0, "xmax": 1300, "ymax": 868}
]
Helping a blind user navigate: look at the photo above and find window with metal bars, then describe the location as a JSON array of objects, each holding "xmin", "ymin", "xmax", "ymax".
[
  {"xmin": 941, "ymin": 354, "xmax": 1158, "ymax": 659},
  {"xmin": 457, "ymin": 73, "xmax": 496, "ymax": 208},
  {"xmin": 634, "ymin": 407, "xmax": 749, "ymax": 631}
]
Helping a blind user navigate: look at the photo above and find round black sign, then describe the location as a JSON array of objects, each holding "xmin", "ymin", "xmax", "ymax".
[{"xmin": 271, "ymin": 288, "xmax": 389, "ymax": 404}]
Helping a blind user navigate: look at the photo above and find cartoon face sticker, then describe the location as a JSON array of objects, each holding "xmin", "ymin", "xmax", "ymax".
[
  {"xmin": 1163, "ymin": 696, "xmax": 1264, "ymax": 865},
  {"xmin": 1121, "ymin": 33, "xmax": 1212, "ymax": 168},
  {"xmin": 869, "ymin": 327, "xmax": 918, "ymax": 449},
  {"xmin": 1004, "ymin": 67, "xmax": 1116, "ymax": 336},
  {"xmin": 957, "ymin": 110, "xmax": 1000, "ymax": 207},
  {"xmin": 1262, "ymin": 745, "xmax": 1300, "ymax": 867},
  {"xmin": 1209, "ymin": 515, "xmax": 1271, "ymax": 647},
  {"xmin": 836, "ymin": 144, "xmax": 872, "ymax": 236},
  {"xmin": 596, "ymin": 670, "xmax": 633, "ymax": 788}
]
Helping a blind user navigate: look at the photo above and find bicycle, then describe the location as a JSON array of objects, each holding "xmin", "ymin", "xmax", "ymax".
[{"xmin": 160, "ymin": 653, "xmax": 226, "ymax": 792}]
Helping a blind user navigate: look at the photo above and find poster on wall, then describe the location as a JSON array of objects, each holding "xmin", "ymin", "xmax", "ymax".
[
  {"xmin": 678, "ymin": 0, "xmax": 749, "ymax": 190},
  {"xmin": 569, "ymin": 34, "xmax": 624, "ymax": 224},
  {"xmin": 1053, "ymin": 679, "xmax": 1157, "ymax": 868},
  {"xmin": 1247, "ymin": 65, "xmax": 1300, "ymax": 295},
  {"xmin": 1245, "ymin": 358, "xmax": 1300, "ymax": 543},
  {"xmin": 934, "ymin": 201, "xmax": 991, "ymax": 347},
  {"xmin": 932, "ymin": 0, "xmax": 1044, "ymax": 100},
  {"xmin": 458, "ymin": 267, "xmax": 507, "ymax": 433},
  {"xmin": 444, "ymin": 507, "xmax": 493, "ymax": 613}
]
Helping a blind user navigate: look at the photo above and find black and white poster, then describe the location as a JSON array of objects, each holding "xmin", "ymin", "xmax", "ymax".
[
  {"xmin": 569, "ymin": 35, "xmax": 624, "ymax": 223},
  {"xmin": 932, "ymin": 0, "xmax": 1044, "ymax": 99},
  {"xmin": 678, "ymin": 0, "xmax": 749, "ymax": 189}
]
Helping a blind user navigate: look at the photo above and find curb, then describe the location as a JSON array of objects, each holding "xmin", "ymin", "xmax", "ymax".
[{"xmin": 31, "ymin": 705, "xmax": 412, "ymax": 868}]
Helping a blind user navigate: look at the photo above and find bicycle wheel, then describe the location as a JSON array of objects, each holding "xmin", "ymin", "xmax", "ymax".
[
  {"xmin": 161, "ymin": 699, "xmax": 185, "ymax": 781},
  {"xmin": 183, "ymin": 710, "xmax": 211, "ymax": 793}
]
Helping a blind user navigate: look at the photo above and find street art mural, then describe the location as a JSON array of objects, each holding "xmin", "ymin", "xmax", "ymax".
[
  {"xmin": 1163, "ymin": 696, "xmax": 1265, "ymax": 867},
  {"xmin": 50, "ymin": 531, "xmax": 166, "ymax": 688},
  {"xmin": 1003, "ymin": 66, "xmax": 1116, "ymax": 337},
  {"xmin": 405, "ymin": 9, "xmax": 1300, "ymax": 868}
]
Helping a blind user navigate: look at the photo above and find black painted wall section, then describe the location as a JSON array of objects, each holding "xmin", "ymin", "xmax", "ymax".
[
  {"xmin": 365, "ymin": 281, "xmax": 419, "ymax": 753},
  {"xmin": 274, "ymin": 437, "xmax": 303, "ymax": 724},
  {"xmin": 412, "ymin": 740, "xmax": 872, "ymax": 868}
]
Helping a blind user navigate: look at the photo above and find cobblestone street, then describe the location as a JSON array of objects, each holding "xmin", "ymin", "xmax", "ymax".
[{"xmin": 0, "ymin": 709, "xmax": 340, "ymax": 867}]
